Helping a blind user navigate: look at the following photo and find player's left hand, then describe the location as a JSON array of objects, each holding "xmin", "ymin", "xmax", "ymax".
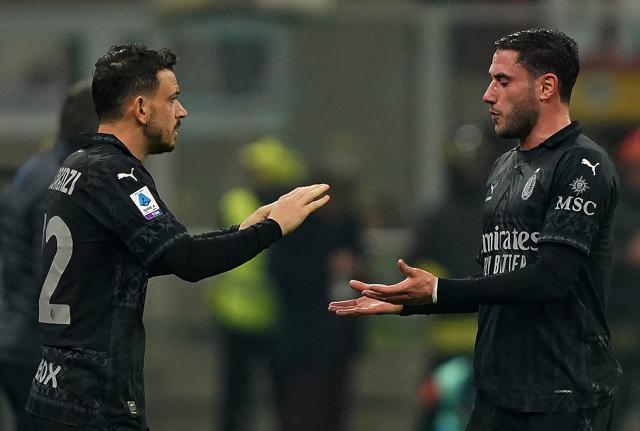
[
  {"xmin": 239, "ymin": 203, "xmax": 274, "ymax": 230},
  {"xmin": 328, "ymin": 296, "xmax": 403, "ymax": 316},
  {"xmin": 349, "ymin": 259, "xmax": 437, "ymax": 305}
]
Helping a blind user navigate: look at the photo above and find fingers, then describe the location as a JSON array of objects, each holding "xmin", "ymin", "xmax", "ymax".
[
  {"xmin": 362, "ymin": 290, "xmax": 408, "ymax": 305},
  {"xmin": 349, "ymin": 279, "xmax": 374, "ymax": 292},
  {"xmin": 363, "ymin": 278, "xmax": 412, "ymax": 295},
  {"xmin": 260, "ymin": 203, "xmax": 274, "ymax": 214},
  {"xmin": 397, "ymin": 259, "xmax": 417, "ymax": 277},
  {"xmin": 327, "ymin": 300, "xmax": 359, "ymax": 316},
  {"xmin": 306, "ymin": 194, "xmax": 331, "ymax": 213},
  {"xmin": 328, "ymin": 296, "xmax": 403, "ymax": 316},
  {"xmin": 280, "ymin": 184, "xmax": 329, "ymax": 201},
  {"xmin": 328, "ymin": 300, "xmax": 369, "ymax": 316},
  {"xmin": 328, "ymin": 299, "xmax": 357, "ymax": 309},
  {"xmin": 350, "ymin": 279, "xmax": 409, "ymax": 296},
  {"xmin": 298, "ymin": 183, "xmax": 330, "ymax": 204}
]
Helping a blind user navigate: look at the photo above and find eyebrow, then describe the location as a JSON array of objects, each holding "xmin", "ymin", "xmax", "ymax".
[{"xmin": 491, "ymin": 73, "xmax": 511, "ymax": 81}]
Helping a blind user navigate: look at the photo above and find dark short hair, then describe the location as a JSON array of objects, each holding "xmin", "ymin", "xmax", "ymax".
[
  {"xmin": 495, "ymin": 28, "xmax": 579, "ymax": 102},
  {"xmin": 92, "ymin": 44, "xmax": 177, "ymax": 121}
]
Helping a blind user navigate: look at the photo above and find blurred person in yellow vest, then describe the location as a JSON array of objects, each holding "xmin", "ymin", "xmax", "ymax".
[{"xmin": 205, "ymin": 137, "xmax": 306, "ymax": 431}]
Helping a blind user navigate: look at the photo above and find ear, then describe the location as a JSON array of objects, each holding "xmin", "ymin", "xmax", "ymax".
[
  {"xmin": 132, "ymin": 96, "xmax": 149, "ymax": 125},
  {"xmin": 538, "ymin": 73, "xmax": 559, "ymax": 102}
]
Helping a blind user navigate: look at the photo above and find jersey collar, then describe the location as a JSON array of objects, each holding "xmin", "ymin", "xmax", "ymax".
[
  {"xmin": 79, "ymin": 133, "xmax": 138, "ymax": 159},
  {"xmin": 540, "ymin": 121, "xmax": 582, "ymax": 148}
]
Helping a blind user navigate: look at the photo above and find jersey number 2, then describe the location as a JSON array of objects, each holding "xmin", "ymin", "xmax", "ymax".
[{"xmin": 39, "ymin": 215, "xmax": 72, "ymax": 325}]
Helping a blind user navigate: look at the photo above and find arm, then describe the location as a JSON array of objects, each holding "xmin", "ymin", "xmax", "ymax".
[
  {"xmin": 149, "ymin": 219, "xmax": 281, "ymax": 281},
  {"xmin": 200, "ymin": 225, "xmax": 241, "ymax": 237},
  {"xmin": 329, "ymin": 242, "xmax": 584, "ymax": 316},
  {"xmin": 150, "ymin": 183, "xmax": 330, "ymax": 282},
  {"xmin": 400, "ymin": 242, "xmax": 583, "ymax": 315},
  {"xmin": 436, "ymin": 242, "xmax": 584, "ymax": 304}
]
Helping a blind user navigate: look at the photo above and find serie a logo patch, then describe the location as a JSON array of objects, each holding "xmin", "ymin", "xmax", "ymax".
[{"xmin": 129, "ymin": 186, "xmax": 163, "ymax": 220}]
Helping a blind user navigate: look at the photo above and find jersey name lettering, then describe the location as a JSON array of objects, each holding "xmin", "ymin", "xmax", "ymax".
[
  {"xmin": 34, "ymin": 359, "xmax": 62, "ymax": 389},
  {"xmin": 49, "ymin": 167, "xmax": 82, "ymax": 196}
]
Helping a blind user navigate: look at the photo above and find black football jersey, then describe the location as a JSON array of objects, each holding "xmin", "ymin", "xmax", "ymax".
[
  {"xmin": 26, "ymin": 133, "xmax": 187, "ymax": 428},
  {"xmin": 474, "ymin": 122, "xmax": 622, "ymax": 411}
]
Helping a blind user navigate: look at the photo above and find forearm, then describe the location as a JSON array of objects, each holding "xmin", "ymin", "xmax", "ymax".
[
  {"xmin": 437, "ymin": 242, "xmax": 585, "ymax": 305},
  {"xmin": 196, "ymin": 224, "xmax": 240, "ymax": 238},
  {"xmin": 149, "ymin": 219, "xmax": 282, "ymax": 281},
  {"xmin": 401, "ymin": 303, "xmax": 479, "ymax": 316}
]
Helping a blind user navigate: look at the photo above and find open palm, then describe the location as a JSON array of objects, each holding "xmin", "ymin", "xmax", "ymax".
[{"xmin": 328, "ymin": 296, "xmax": 402, "ymax": 316}]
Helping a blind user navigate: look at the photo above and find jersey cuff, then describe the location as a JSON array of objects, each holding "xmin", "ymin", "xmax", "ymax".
[
  {"xmin": 432, "ymin": 277, "xmax": 439, "ymax": 304},
  {"xmin": 254, "ymin": 218, "xmax": 283, "ymax": 249}
]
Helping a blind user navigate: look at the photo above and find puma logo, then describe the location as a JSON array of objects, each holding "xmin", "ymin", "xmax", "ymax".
[
  {"xmin": 485, "ymin": 182, "xmax": 499, "ymax": 201},
  {"xmin": 581, "ymin": 159, "xmax": 599, "ymax": 176},
  {"xmin": 117, "ymin": 168, "xmax": 137, "ymax": 182}
]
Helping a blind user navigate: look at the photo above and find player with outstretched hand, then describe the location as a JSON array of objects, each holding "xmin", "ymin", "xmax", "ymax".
[
  {"xmin": 26, "ymin": 44, "xmax": 329, "ymax": 431},
  {"xmin": 330, "ymin": 28, "xmax": 621, "ymax": 431}
]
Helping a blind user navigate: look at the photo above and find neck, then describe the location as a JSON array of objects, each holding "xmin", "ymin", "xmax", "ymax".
[
  {"xmin": 519, "ymin": 103, "xmax": 571, "ymax": 151},
  {"xmin": 97, "ymin": 122, "xmax": 148, "ymax": 162}
]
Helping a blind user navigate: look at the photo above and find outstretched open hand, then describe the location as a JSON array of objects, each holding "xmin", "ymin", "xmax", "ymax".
[
  {"xmin": 239, "ymin": 184, "xmax": 330, "ymax": 235},
  {"xmin": 350, "ymin": 259, "xmax": 437, "ymax": 305},
  {"xmin": 328, "ymin": 296, "xmax": 403, "ymax": 316}
]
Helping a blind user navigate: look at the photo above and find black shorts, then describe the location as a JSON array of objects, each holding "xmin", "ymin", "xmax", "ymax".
[{"xmin": 465, "ymin": 393, "xmax": 614, "ymax": 431}]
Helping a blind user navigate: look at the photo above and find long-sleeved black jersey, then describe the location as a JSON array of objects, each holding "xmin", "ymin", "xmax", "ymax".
[
  {"xmin": 26, "ymin": 133, "xmax": 281, "ymax": 429},
  {"xmin": 404, "ymin": 122, "xmax": 622, "ymax": 412}
]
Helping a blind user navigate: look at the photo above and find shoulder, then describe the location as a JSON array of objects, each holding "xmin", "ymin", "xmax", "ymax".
[
  {"xmin": 556, "ymin": 134, "xmax": 617, "ymax": 179},
  {"xmin": 80, "ymin": 145, "xmax": 147, "ymax": 186},
  {"xmin": 83, "ymin": 144, "xmax": 135, "ymax": 170}
]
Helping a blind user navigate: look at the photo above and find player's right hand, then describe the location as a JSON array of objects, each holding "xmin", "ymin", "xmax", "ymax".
[{"xmin": 268, "ymin": 184, "xmax": 330, "ymax": 235}]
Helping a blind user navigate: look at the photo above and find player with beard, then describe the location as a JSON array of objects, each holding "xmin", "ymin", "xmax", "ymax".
[
  {"xmin": 330, "ymin": 28, "xmax": 621, "ymax": 431},
  {"xmin": 26, "ymin": 44, "xmax": 330, "ymax": 430}
]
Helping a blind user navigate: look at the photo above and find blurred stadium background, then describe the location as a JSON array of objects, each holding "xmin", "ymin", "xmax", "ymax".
[{"xmin": 0, "ymin": 0, "xmax": 639, "ymax": 430}]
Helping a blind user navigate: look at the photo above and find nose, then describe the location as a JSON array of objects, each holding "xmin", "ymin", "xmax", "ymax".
[
  {"xmin": 483, "ymin": 82, "xmax": 496, "ymax": 105},
  {"xmin": 176, "ymin": 101, "xmax": 188, "ymax": 118}
]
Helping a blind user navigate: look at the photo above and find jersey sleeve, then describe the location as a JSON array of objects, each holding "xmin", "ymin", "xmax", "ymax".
[
  {"xmin": 539, "ymin": 148, "xmax": 618, "ymax": 254},
  {"xmin": 77, "ymin": 157, "xmax": 187, "ymax": 267}
]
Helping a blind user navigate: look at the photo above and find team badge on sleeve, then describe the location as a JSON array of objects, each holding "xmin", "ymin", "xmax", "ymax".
[{"xmin": 129, "ymin": 186, "xmax": 163, "ymax": 220}]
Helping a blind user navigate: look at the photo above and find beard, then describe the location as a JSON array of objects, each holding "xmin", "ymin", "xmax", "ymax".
[
  {"xmin": 495, "ymin": 93, "xmax": 539, "ymax": 141},
  {"xmin": 143, "ymin": 114, "xmax": 178, "ymax": 155}
]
